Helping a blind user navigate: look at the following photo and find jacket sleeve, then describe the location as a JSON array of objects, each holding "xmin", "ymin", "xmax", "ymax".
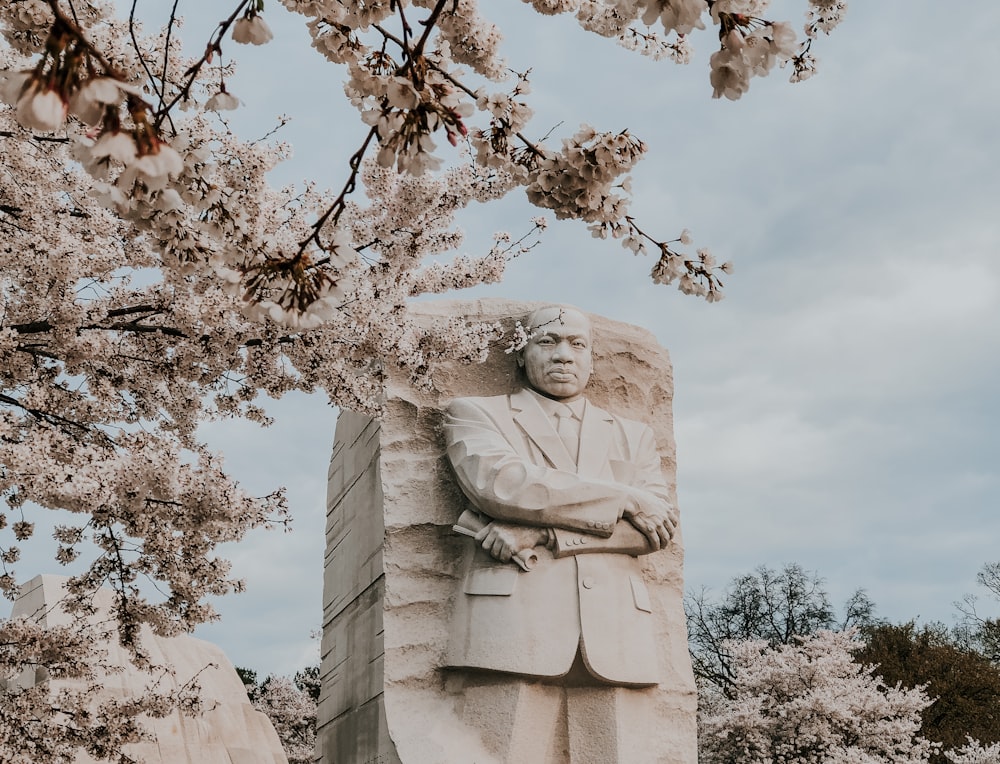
[
  {"xmin": 549, "ymin": 423, "xmax": 673, "ymax": 558},
  {"xmin": 550, "ymin": 521, "xmax": 652, "ymax": 558},
  {"xmin": 629, "ymin": 423, "xmax": 674, "ymax": 510},
  {"xmin": 444, "ymin": 397, "xmax": 630, "ymax": 536}
]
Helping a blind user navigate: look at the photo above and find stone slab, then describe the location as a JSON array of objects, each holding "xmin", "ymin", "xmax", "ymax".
[
  {"xmin": 316, "ymin": 298, "xmax": 697, "ymax": 763},
  {"xmin": 5, "ymin": 574, "xmax": 288, "ymax": 764}
]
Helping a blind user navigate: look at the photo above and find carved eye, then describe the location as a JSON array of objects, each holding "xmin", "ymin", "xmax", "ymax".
[{"xmin": 572, "ymin": 340, "xmax": 587, "ymax": 349}]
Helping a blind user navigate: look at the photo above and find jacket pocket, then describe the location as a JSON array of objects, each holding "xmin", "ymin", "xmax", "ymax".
[
  {"xmin": 465, "ymin": 565, "xmax": 518, "ymax": 596},
  {"xmin": 629, "ymin": 575, "xmax": 652, "ymax": 613}
]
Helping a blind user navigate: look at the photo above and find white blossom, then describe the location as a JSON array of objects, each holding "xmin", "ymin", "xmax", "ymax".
[
  {"xmin": 69, "ymin": 76, "xmax": 142, "ymax": 125},
  {"xmin": 641, "ymin": 0, "xmax": 708, "ymax": 35},
  {"xmin": 15, "ymin": 83, "xmax": 67, "ymax": 131},
  {"xmin": 0, "ymin": 70, "xmax": 31, "ymax": 104},
  {"xmin": 700, "ymin": 631, "xmax": 935, "ymax": 764},
  {"xmin": 205, "ymin": 90, "xmax": 241, "ymax": 112},
  {"xmin": 232, "ymin": 14, "xmax": 274, "ymax": 45},
  {"xmin": 948, "ymin": 739, "xmax": 1000, "ymax": 764}
]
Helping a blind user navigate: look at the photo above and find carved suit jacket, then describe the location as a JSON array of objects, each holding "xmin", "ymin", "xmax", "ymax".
[{"xmin": 442, "ymin": 388, "xmax": 671, "ymax": 687}]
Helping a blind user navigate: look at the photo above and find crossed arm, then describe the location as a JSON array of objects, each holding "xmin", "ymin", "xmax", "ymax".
[{"xmin": 444, "ymin": 398, "xmax": 678, "ymax": 565}]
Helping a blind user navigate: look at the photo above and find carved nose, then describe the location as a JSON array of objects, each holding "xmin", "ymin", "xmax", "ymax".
[{"xmin": 551, "ymin": 343, "xmax": 572, "ymax": 360}]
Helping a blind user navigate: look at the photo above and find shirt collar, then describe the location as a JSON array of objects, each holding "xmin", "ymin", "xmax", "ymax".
[{"xmin": 524, "ymin": 386, "xmax": 586, "ymax": 420}]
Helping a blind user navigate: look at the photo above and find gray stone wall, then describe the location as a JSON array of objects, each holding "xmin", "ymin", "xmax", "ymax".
[{"xmin": 317, "ymin": 411, "xmax": 400, "ymax": 764}]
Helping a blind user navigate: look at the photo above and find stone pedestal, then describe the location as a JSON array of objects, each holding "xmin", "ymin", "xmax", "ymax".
[
  {"xmin": 5, "ymin": 574, "xmax": 288, "ymax": 764},
  {"xmin": 317, "ymin": 299, "xmax": 697, "ymax": 763}
]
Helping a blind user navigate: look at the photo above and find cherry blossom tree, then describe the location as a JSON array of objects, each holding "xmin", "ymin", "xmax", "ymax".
[
  {"xmin": 237, "ymin": 665, "xmax": 319, "ymax": 763},
  {"xmin": 247, "ymin": 674, "xmax": 318, "ymax": 764},
  {"xmin": 698, "ymin": 630, "xmax": 935, "ymax": 764},
  {"xmin": 0, "ymin": 0, "xmax": 846, "ymax": 760},
  {"xmin": 686, "ymin": 563, "xmax": 877, "ymax": 695},
  {"xmin": 947, "ymin": 740, "xmax": 1000, "ymax": 764}
]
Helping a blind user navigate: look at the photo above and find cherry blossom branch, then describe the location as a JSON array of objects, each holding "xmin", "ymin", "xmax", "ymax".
[
  {"xmin": 43, "ymin": 0, "xmax": 126, "ymax": 80},
  {"xmin": 153, "ymin": 0, "xmax": 251, "ymax": 129},
  {"xmin": 0, "ymin": 392, "xmax": 116, "ymax": 443},
  {"xmin": 410, "ymin": 0, "xmax": 450, "ymax": 63},
  {"xmin": 372, "ymin": 22, "xmax": 545, "ymax": 159},
  {"xmin": 128, "ymin": 0, "xmax": 163, "ymax": 107},
  {"xmin": 159, "ymin": 0, "xmax": 183, "ymax": 110},
  {"xmin": 625, "ymin": 215, "xmax": 730, "ymax": 300},
  {"xmin": 0, "ymin": 131, "xmax": 68, "ymax": 142},
  {"xmin": 436, "ymin": 64, "xmax": 545, "ymax": 159},
  {"xmin": 296, "ymin": 124, "xmax": 378, "ymax": 259},
  {"xmin": 8, "ymin": 308, "xmax": 317, "ymax": 350}
]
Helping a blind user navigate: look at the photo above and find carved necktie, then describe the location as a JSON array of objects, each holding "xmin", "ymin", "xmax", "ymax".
[{"xmin": 554, "ymin": 405, "xmax": 580, "ymax": 465}]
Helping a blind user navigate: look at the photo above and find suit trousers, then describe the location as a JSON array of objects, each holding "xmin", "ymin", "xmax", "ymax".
[{"xmin": 451, "ymin": 651, "xmax": 657, "ymax": 764}]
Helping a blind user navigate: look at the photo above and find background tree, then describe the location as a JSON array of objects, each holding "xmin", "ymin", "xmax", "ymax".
[
  {"xmin": 293, "ymin": 664, "xmax": 321, "ymax": 703},
  {"xmin": 686, "ymin": 562, "xmax": 878, "ymax": 695},
  {"xmin": 237, "ymin": 666, "xmax": 318, "ymax": 764},
  {"xmin": 855, "ymin": 622, "xmax": 1000, "ymax": 764},
  {"xmin": 236, "ymin": 666, "xmax": 260, "ymax": 702},
  {"xmin": 698, "ymin": 630, "xmax": 934, "ymax": 764},
  {"xmin": 955, "ymin": 562, "xmax": 1000, "ymax": 664},
  {"xmin": 252, "ymin": 675, "xmax": 317, "ymax": 764},
  {"xmin": 946, "ymin": 739, "xmax": 1000, "ymax": 764}
]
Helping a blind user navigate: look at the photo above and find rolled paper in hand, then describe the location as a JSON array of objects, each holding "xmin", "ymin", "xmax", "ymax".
[
  {"xmin": 453, "ymin": 509, "xmax": 537, "ymax": 571},
  {"xmin": 452, "ymin": 508, "xmax": 487, "ymax": 537},
  {"xmin": 513, "ymin": 548, "xmax": 538, "ymax": 572}
]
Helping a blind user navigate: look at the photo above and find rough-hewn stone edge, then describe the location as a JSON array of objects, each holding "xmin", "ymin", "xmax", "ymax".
[{"xmin": 317, "ymin": 411, "xmax": 401, "ymax": 764}]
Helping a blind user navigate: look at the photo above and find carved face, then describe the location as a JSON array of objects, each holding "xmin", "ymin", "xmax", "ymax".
[{"xmin": 519, "ymin": 307, "xmax": 593, "ymax": 402}]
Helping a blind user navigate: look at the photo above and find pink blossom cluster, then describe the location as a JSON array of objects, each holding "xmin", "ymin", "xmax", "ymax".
[
  {"xmin": 0, "ymin": 9, "xmax": 184, "ymax": 194},
  {"xmin": 526, "ymin": 125, "xmax": 646, "ymax": 225},
  {"xmin": 710, "ymin": 18, "xmax": 798, "ymax": 100},
  {"xmin": 699, "ymin": 630, "xmax": 935, "ymax": 763},
  {"xmin": 948, "ymin": 740, "xmax": 1000, "ymax": 764}
]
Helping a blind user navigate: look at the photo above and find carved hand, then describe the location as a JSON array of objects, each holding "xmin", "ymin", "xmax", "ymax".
[
  {"xmin": 622, "ymin": 494, "xmax": 676, "ymax": 551},
  {"xmin": 475, "ymin": 522, "xmax": 548, "ymax": 570}
]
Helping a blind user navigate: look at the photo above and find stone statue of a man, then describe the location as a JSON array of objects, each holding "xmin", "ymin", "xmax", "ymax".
[{"xmin": 442, "ymin": 304, "xmax": 678, "ymax": 762}]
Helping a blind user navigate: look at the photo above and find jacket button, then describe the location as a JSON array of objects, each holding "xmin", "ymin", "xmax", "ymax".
[{"xmin": 582, "ymin": 577, "xmax": 595, "ymax": 589}]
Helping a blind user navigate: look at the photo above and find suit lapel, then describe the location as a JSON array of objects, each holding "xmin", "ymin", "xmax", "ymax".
[
  {"xmin": 510, "ymin": 389, "xmax": 577, "ymax": 472},
  {"xmin": 578, "ymin": 401, "xmax": 614, "ymax": 478}
]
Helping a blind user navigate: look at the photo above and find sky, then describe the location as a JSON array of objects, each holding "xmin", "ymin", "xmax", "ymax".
[{"xmin": 12, "ymin": 1, "xmax": 1000, "ymax": 679}]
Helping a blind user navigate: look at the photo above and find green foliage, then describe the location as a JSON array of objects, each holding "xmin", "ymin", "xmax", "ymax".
[
  {"xmin": 294, "ymin": 665, "xmax": 321, "ymax": 703},
  {"xmin": 856, "ymin": 622, "xmax": 1000, "ymax": 763},
  {"xmin": 235, "ymin": 666, "xmax": 260, "ymax": 701}
]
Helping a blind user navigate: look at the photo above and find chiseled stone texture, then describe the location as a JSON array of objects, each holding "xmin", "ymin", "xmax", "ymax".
[
  {"xmin": 6, "ymin": 574, "xmax": 288, "ymax": 764},
  {"xmin": 318, "ymin": 298, "xmax": 697, "ymax": 763}
]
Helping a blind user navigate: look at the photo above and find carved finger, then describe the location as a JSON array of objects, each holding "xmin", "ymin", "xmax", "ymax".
[
  {"xmin": 643, "ymin": 523, "xmax": 661, "ymax": 551},
  {"xmin": 656, "ymin": 524, "xmax": 672, "ymax": 546},
  {"xmin": 474, "ymin": 524, "xmax": 493, "ymax": 542}
]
